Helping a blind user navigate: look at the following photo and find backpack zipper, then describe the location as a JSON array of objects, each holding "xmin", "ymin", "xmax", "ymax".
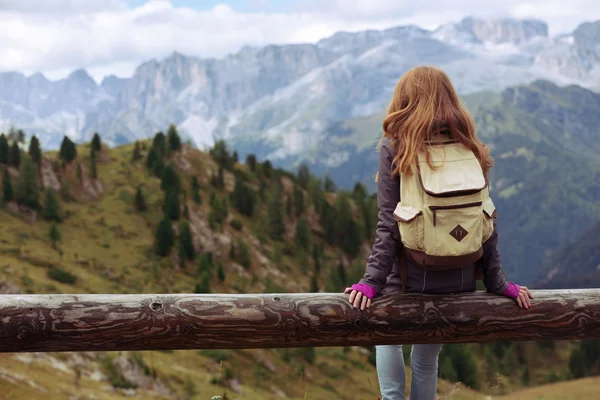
[{"xmin": 429, "ymin": 201, "xmax": 483, "ymax": 226}]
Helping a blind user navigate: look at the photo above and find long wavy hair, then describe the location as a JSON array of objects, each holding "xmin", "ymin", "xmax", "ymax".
[{"xmin": 380, "ymin": 66, "xmax": 493, "ymax": 177}]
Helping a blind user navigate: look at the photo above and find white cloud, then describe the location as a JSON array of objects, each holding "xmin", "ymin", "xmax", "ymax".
[
  {"xmin": 0, "ymin": 0, "xmax": 125, "ymax": 13},
  {"xmin": 0, "ymin": 0, "xmax": 599, "ymax": 82}
]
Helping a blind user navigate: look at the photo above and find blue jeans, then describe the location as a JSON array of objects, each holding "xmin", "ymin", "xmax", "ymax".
[{"xmin": 376, "ymin": 344, "xmax": 443, "ymax": 400}]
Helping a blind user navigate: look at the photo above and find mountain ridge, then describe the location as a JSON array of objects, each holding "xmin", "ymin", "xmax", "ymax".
[{"xmin": 1, "ymin": 17, "xmax": 599, "ymax": 158}]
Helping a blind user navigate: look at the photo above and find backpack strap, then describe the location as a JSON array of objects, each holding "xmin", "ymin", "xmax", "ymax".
[{"xmin": 397, "ymin": 247, "xmax": 408, "ymax": 293}]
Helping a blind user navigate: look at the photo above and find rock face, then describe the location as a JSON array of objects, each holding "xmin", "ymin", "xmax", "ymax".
[
  {"xmin": 457, "ymin": 17, "xmax": 548, "ymax": 44},
  {"xmin": 40, "ymin": 157, "xmax": 61, "ymax": 191},
  {"xmin": 112, "ymin": 354, "xmax": 172, "ymax": 397},
  {"xmin": 0, "ymin": 280, "xmax": 21, "ymax": 294}
]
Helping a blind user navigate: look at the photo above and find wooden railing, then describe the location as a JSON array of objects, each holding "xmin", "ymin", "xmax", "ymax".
[{"xmin": 1, "ymin": 289, "xmax": 599, "ymax": 353}]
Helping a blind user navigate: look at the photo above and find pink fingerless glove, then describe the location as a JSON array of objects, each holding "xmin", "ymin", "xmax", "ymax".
[
  {"xmin": 502, "ymin": 282, "xmax": 520, "ymax": 299},
  {"xmin": 350, "ymin": 283, "xmax": 378, "ymax": 299}
]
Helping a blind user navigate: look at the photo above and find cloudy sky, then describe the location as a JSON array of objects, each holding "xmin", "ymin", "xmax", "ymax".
[{"xmin": 1, "ymin": 0, "xmax": 599, "ymax": 82}]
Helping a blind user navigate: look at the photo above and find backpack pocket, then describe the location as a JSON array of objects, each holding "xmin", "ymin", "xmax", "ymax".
[
  {"xmin": 426, "ymin": 201, "xmax": 483, "ymax": 257},
  {"xmin": 393, "ymin": 203, "xmax": 423, "ymax": 251},
  {"xmin": 482, "ymin": 197, "xmax": 496, "ymax": 242}
]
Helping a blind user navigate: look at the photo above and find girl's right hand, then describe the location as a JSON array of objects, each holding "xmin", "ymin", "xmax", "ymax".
[{"xmin": 516, "ymin": 286, "xmax": 534, "ymax": 309}]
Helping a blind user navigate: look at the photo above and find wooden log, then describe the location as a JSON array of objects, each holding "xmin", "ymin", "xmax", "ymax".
[{"xmin": 0, "ymin": 290, "xmax": 599, "ymax": 353}]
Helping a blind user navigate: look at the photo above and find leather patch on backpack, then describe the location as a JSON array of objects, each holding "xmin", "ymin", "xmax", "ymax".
[{"xmin": 449, "ymin": 225, "xmax": 468, "ymax": 242}]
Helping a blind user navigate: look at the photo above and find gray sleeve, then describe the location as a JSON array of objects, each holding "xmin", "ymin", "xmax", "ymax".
[
  {"xmin": 359, "ymin": 143, "xmax": 402, "ymax": 293},
  {"xmin": 482, "ymin": 223, "xmax": 509, "ymax": 294}
]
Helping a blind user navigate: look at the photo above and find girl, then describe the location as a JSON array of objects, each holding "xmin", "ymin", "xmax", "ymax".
[{"xmin": 344, "ymin": 66, "xmax": 533, "ymax": 400}]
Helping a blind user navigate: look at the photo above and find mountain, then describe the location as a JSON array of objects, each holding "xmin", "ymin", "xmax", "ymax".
[
  {"xmin": 1, "ymin": 17, "xmax": 600, "ymax": 159},
  {"xmin": 536, "ymin": 221, "xmax": 600, "ymax": 289},
  {"xmin": 433, "ymin": 17, "xmax": 548, "ymax": 46},
  {"xmin": 294, "ymin": 80, "xmax": 600, "ymax": 284}
]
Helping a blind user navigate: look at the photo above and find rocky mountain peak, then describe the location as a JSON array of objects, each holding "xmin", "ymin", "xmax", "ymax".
[{"xmin": 435, "ymin": 16, "xmax": 548, "ymax": 45}]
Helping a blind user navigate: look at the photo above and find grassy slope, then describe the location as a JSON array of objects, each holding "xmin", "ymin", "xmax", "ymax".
[
  {"xmin": 0, "ymin": 141, "xmax": 394, "ymax": 400},
  {"xmin": 0, "ymin": 140, "xmax": 591, "ymax": 399}
]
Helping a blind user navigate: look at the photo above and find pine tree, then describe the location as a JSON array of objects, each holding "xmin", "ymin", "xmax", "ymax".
[
  {"xmin": 155, "ymin": 217, "xmax": 175, "ymax": 257},
  {"xmin": 232, "ymin": 151, "xmax": 238, "ymax": 164},
  {"xmin": 134, "ymin": 185, "xmax": 146, "ymax": 212},
  {"xmin": 2, "ymin": 168, "xmax": 13, "ymax": 203},
  {"xmin": 258, "ymin": 179, "xmax": 266, "ymax": 201},
  {"xmin": 245, "ymin": 154, "xmax": 257, "ymax": 172},
  {"xmin": 152, "ymin": 155, "xmax": 165, "ymax": 177},
  {"xmin": 337, "ymin": 259, "xmax": 347, "ymax": 288},
  {"xmin": 217, "ymin": 262, "xmax": 225, "ymax": 282},
  {"xmin": 152, "ymin": 132, "xmax": 166, "ymax": 157},
  {"xmin": 10, "ymin": 142, "xmax": 20, "ymax": 168},
  {"xmin": 312, "ymin": 245, "xmax": 322, "ymax": 275},
  {"xmin": 229, "ymin": 242, "xmax": 236, "ymax": 259},
  {"xmin": 217, "ymin": 166, "xmax": 224, "ymax": 189},
  {"xmin": 297, "ymin": 163, "xmax": 310, "ymax": 188},
  {"xmin": 208, "ymin": 192, "xmax": 228, "ymax": 228},
  {"xmin": 163, "ymin": 188, "xmax": 180, "ymax": 220},
  {"xmin": 43, "ymin": 188, "xmax": 62, "ymax": 222},
  {"xmin": 146, "ymin": 147, "xmax": 158, "ymax": 170},
  {"xmin": 28, "ymin": 135, "xmax": 42, "ymax": 166},
  {"xmin": 295, "ymin": 219, "xmax": 311, "ymax": 251},
  {"xmin": 167, "ymin": 123, "xmax": 182, "ymax": 152},
  {"xmin": 191, "ymin": 176, "xmax": 201, "ymax": 204},
  {"xmin": 197, "ymin": 253, "xmax": 213, "ymax": 276},
  {"xmin": 324, "ymin": 175, "xmax": 337, "ymax": 192},
  {"xmin": 335, "ymin": 194, "xmax": 361, "ymax": 258},
  {"xmin": 194, "ymin": 271, "xmax": 212, "ymax": 293},
  {"xmin": 293, "ymin": 185, "xmax": 304, "ymax": 216},
  {"xmin": 320, "ymin": 202, "xmax": 337, "ymax": 245},
  {"xmin": 131, "ymin": 141, "xmax": 143, "ymax": 162},
  {"xmin": 230, "ymin": 172, "xmax": 255, "ymax": 216},
  {"xmin": 160, "ymin": 163, "xmax": 181, "ymax": 193},
  {"xmin": 16, "ymin": 129, "xmax": 25, "ymax": 145},
  {"xmin": 91, "ymin": 133, "xmax": 102, "ymax": 152},
  {"xmin": 0, "ymin": 134, "xmax": 8, "ymax": 164},
  {"xmin": 309, "ymin": 178, "xmax": 326, "ymax": 214},
  {"xmin": 209, "ymin": 140, "xmax": 234, "ymax": 169},
  {"xmin": 179, "ymin": 221, "xmax": 196, "ymax": 261},
  {"xmin": 14, "ymin": 155, "xmax": 39, "ymax": 210},
  {"xmin": 343, "ymin": 219, "xmax": 362, "ymax": 259},
  {"xmin": 89, "ymin": 148, "xmax": 98, "ymax": 179},
  {"xmin": 59, "ymin": 136, "xmax": 77, "ymax": 164},
  {"xmin": 237, "ymin": 241, "xmax": 251, "ymax": 270},
  {"xmin": 49, "ymin": 223, "xmax": 61, "ymax": 249},
  {"xmin": 352, "ymin": 182, "xmax": 368, "ymax": 203},
  {"xmin": 310, "ymin": 273, "xmax": 319, "ymax": 293},
  {"xmin": 267, "ymin": 185, "xmax": 285, "ymax": 241},
  {"xmin": 261, "ymin": 160, "xmax": 272, "ymax": 179}
]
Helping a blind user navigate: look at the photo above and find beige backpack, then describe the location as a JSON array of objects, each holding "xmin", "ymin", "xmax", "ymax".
[{"xmin": 393, "ymin": 139, "xmax": 497, "ymax": 291}]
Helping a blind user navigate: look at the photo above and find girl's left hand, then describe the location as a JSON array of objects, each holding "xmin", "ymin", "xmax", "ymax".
[
  {"xmin": 344, "ymin": 288, "xmax": 372, "ymax": 310},
  {"xmin": 516, "ymin": 286, "xmax": 534, "ymax": 309}
]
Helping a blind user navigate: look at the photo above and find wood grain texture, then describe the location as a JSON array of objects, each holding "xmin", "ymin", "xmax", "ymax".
[{"xmin": 1, "ymin": 290, "xmax": 599, "ymax": 353}]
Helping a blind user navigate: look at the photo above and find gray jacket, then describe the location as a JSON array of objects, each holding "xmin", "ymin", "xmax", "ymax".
[{"xmin": 360, "ymin": 139, "xmax": 509, "ymax": 295}]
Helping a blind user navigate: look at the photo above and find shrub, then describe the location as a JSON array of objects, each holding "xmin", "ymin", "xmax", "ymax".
[
  {"xmin": 229, "ymin": 219, "xmax": 243, "ymax": 231},
  {"xmin": 48, "ymin": 268, "xmax": 76, "ymax": 284}
]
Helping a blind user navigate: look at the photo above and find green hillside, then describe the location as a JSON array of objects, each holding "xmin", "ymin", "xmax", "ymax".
[
  {"xmin": 536, "ymin": 221, "xmax": 600, "ymax": 288},
  {"xmin": 291, "ymin": 80, "xmax": 600, "ymax": 285},
  {"xmin": 0, "ymin": 127, "xmax": 594, "ymax": 399}
]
